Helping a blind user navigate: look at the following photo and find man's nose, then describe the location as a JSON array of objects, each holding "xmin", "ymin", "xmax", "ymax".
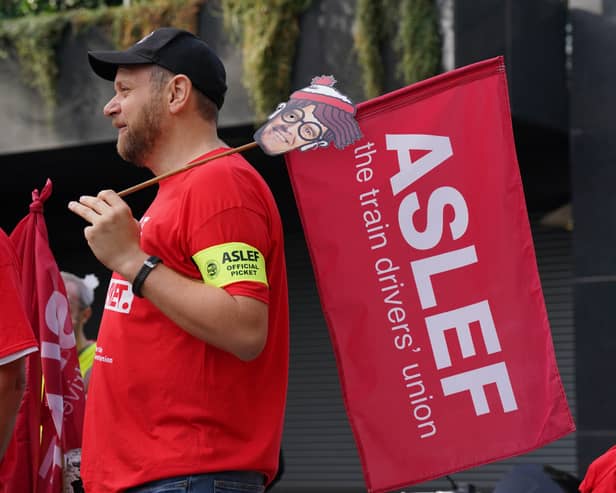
[{"xmin": 103, "ymin": 96, "xmax": 120, "ymax": 117}]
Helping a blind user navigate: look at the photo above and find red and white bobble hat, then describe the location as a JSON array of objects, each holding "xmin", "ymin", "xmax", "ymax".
[{"xmin": 290, "ymin": 75, "xmax": 356, "ymax": 115}]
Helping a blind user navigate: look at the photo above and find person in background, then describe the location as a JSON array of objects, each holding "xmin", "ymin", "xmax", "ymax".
[
  {"xmin": 579, "ymin": 445, "xmax": 616, "ymax": 493},
  {"xmin": 68, "ymin": 27, "xmax": 289, "ymax": 493},
  {"xmin": 0, "ymin": 227, "xmax": 37, "ymax": 462},
  {"xmin": 61, "ymin": 271, "xmax": 99, "ymax": 393}
]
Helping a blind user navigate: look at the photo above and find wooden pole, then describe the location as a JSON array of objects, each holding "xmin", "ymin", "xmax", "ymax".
[{"xmin": 118, "ymin": 141, "xmax": 259, "ymax": 198}]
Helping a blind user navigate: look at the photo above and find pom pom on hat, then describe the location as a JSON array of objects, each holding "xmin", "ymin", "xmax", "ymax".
[{"xmin": 290, "ymin": 75, "xmax": 356, "ymax": 115}]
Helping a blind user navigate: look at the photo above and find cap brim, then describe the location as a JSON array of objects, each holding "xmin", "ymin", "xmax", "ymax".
[{"xmin": 88, "ymin": 50, "xmax": 152, "ymax": 81}]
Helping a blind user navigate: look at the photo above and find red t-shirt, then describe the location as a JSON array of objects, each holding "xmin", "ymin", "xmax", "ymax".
[
  {"xmin": 81, "ymin": 151, "xmax": 289, "ymax": 493},
  {"xmin": 0, "ymin": 228, "xmax": 37, "ymax": 365},
  {"xmin": 580, "ymin": 445, "xmax": 616, "ymax": 493}
]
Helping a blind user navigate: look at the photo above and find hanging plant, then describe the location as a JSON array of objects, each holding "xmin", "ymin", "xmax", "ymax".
[
  {"xmin": 0, "ymin": 0, "xmax": 441, "ymax": 124},
  {"xmin": 353, "ymin": 0, "xmax": 441, "ymax": 99},
  {"xmin": 220, "ymin": 0, "xmax": 312, "ymax": 122},
  {"xmin": 108, "ymin": 0, "xmax": 202, "ymax": 49},
  {"xmin": 352, "ymin": 0, "xmax": 387, "ymax": 100},
  {"xmin": 0, "ymin": 0, "xmax": 204, "ymax": 119},
  {"xmin": 0, "ymin": 13, "xmax": 69, "ymax": 119},
  {"xmin": 394, "ymin": 0, "xmax": 441, "ymax": 85}
]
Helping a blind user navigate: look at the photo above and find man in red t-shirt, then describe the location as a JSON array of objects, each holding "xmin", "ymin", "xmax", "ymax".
[
  {"xmin": 0, "ymin": 228, "xmax": 37, "ymax": 461},
  {"xmin": 69, "ymin": 28, "xmax": 289, "ymax": 493}
]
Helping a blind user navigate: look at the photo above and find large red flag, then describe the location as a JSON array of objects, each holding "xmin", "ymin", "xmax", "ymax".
[
  {"xmin": 285, "ymin": 57, "xmax": 575, "ymax": 492},
  {"xmin": 1, "ymin": 179, "xmax": 86, "ymax": 493}
]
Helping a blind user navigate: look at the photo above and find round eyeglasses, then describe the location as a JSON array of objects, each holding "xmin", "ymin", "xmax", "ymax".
[{"xmin": 280, "ymin": 108, "xmax": 324, "ymax": 142}]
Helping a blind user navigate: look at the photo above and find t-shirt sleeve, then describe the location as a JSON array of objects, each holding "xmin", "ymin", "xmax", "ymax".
[
  {"xmin": 579, "ymin": 445, "xmax": 616, "ymax": 493},
  {"xmin": 189, "ymin": 207, "xmax": 271, "ymax": 305},
  {"xmin": 0, "ymin": 264, "xmax": 37, "ymax": 362}
]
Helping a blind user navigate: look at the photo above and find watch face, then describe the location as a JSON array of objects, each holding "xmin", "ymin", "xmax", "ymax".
[{"xmin": 145, "ymin": 256, "xmax": 161, "ymax": 268}]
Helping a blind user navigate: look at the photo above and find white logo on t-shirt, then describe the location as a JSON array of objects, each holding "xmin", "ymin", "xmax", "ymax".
[
  {"xmin": 105, "ymin": 279, "xmax": 133, "ymax": 314},
  {"xmin": 94, "ymin": 345, "xmax": 113, "ymax": 365}
]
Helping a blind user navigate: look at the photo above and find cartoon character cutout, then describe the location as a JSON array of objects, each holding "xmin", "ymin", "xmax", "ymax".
[{"xmin": 254, "ymin": 75, "xmax": 363, "ymax": 156}]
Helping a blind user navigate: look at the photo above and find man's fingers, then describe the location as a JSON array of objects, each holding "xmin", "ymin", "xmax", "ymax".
[
  {"xmin": 97, "ymin": 189, "xmax": 122, "ymax": 206},
  {"xmin": 68, "ymin": 190, "xmax": 121, "ymax": 221},
  {"xmin": 83, "ymin": 225, "xmax": 95, "ymax": 242},
  {"xmin": 68, "ymin": 200, "xmax": 98, "ymax": 223},
  {"xmin": 78, "ymin": 195, "xmax": 113, "ymax": 214}
]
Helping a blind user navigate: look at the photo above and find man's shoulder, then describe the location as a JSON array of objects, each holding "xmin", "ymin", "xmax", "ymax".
[
  {"xmin": 204, "ymin": 151, "xmax": 255, "ymax": 172},
  {"xmin": 188, "ymin": 152, "xmax": 263, "ymax": 186}
]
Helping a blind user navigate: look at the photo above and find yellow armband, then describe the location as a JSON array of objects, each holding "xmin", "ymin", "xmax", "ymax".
[{"xmin": 193, "ymin": 242, "xmax": 268, "ymax": 288}]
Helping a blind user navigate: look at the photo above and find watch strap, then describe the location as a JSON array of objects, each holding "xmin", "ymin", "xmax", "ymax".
[{"xmin": 132, "ymin": 255, "xmax": 162, "ymax": 298}]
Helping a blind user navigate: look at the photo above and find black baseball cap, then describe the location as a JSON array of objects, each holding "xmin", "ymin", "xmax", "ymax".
[{"xmin": 88, "ymin": 27, "xmax": 227, "ymax": 109}]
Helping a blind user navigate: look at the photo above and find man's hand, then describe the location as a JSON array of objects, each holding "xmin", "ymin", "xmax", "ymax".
[{"xmin": 68, "ymin": 190, "xmax": 146, "ymax": 279}]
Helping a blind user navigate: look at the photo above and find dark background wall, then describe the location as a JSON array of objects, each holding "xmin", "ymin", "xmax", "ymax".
[
  {"xmin": 454, "ymin": 0, "xmax": 570, "ymax": 214},
  {"xmin": 569, "ymin": 3, "xmax": 616, "ymax": 476},
  {"xmin": 454, "ymin": 0, "xmax": 616, "ymax": 478}
]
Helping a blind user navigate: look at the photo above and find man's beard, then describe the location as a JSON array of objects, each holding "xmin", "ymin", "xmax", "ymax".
[{"xmin": 117, "ymin": 96, "xmax": 163, "ymax": 167}]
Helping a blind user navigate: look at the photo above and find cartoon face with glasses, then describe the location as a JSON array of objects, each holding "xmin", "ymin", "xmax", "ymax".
[
  {"xmin": 254, "ymin": 75, "xmax": 363, "ymax": 156},
  {"xmin": 254, "ymin": 102, "xmax": 328, "ymax": 155}
]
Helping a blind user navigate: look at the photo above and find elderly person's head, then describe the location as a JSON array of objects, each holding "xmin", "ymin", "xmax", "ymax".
[{"xmin": 61, "ymin": 272, "xmax": 99, "ymax": 347}]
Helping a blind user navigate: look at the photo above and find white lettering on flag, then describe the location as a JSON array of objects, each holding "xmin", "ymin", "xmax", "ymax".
[
  {"xmin": 46, "ymin": 394, "xmax": 64, "ymax": 437},
  {"xmin": 387, "ymin": 134, "xmax": 453, "ymax": 195},
  {"xmin": 41, "ymin": 342, "xmax": 61, "ymax": 361},
  {"xmin": 398, "ymin": 186, "xmax": 469, "ymax": 250},
  {"xmin": 441, "ymin": 362, "xmax": 518, "ymax": 415},
  {"xmin": 45, "ymin": 291, "xmax": 69, "ymax": 336},
  {"xmin": 410, "ymin": 246, "xmax": 478, "ymax": 309},
  {"xmin": 426, "ymin": 300, "xmax": 502, "ymax": 370},
  {"xmin": 38, "ymin": 437, "xmax": 62, "ymax": 478}
]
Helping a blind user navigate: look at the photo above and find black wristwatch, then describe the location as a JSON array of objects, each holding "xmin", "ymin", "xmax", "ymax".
[{"xmin": 132, "ymin": 255, "xmax": 163, "ymax": 298}]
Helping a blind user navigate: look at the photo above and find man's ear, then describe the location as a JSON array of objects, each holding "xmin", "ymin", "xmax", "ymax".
[{"xmin": 167, "ymin": 74, "xmax": 191, "ymax": 114}]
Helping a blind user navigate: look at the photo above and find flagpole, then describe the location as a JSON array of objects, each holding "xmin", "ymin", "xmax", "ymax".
[{"xmin": 117, "ymin": 141, "xmax": 259, "ymax": 198}]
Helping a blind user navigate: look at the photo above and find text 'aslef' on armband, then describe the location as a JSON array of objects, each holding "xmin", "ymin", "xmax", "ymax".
[{"xmin": 192, "ymin": 242, "xmax": 268, "ymax": 288}]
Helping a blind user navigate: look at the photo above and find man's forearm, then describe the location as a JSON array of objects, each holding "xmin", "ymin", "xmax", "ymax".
[
  {"xmin": 0, "ymin": 359, "xmax": 26, "ymax": 461},
  {"xmin": 138, "ymin": 264, "xmax": 269, "ymax": 361}
]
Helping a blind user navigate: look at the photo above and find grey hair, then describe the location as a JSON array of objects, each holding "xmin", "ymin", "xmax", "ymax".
[{"xmin": 61, "ymin": 272, "xmax": 100, "ymax": 308}]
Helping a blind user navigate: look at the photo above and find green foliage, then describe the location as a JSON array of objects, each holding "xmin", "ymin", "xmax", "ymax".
[
  {"xmin": 0, "ymin": 0, "xmax": 203, "ymax": 119},
  {"xmin": 0, "ymin": 13, "xmax": 69, "ymax": 119},
  {"xmin": 0, "ymin": 0, "xmax": 442, "ymax": 125},
  {"xmin": 394, "ymin": 0, "xmax": 441, "ymax": 84},
  {"xmin": 0, "ymin": 0, "xmax": 121, "ymax": 20},
  {"xmin": 220, "ymin": 0, "xmax": 312, "ymax": 122},
  {"xmin": 353, "ymin": 0, "xmax": 388, "ymax": 99},
  {"xmin": 354, "ymin": 0, "xmax": 442, "ymax": 99},
  {"xmin": 107, "ymin": 0, "xmax": 202, "ymax": 49}
]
